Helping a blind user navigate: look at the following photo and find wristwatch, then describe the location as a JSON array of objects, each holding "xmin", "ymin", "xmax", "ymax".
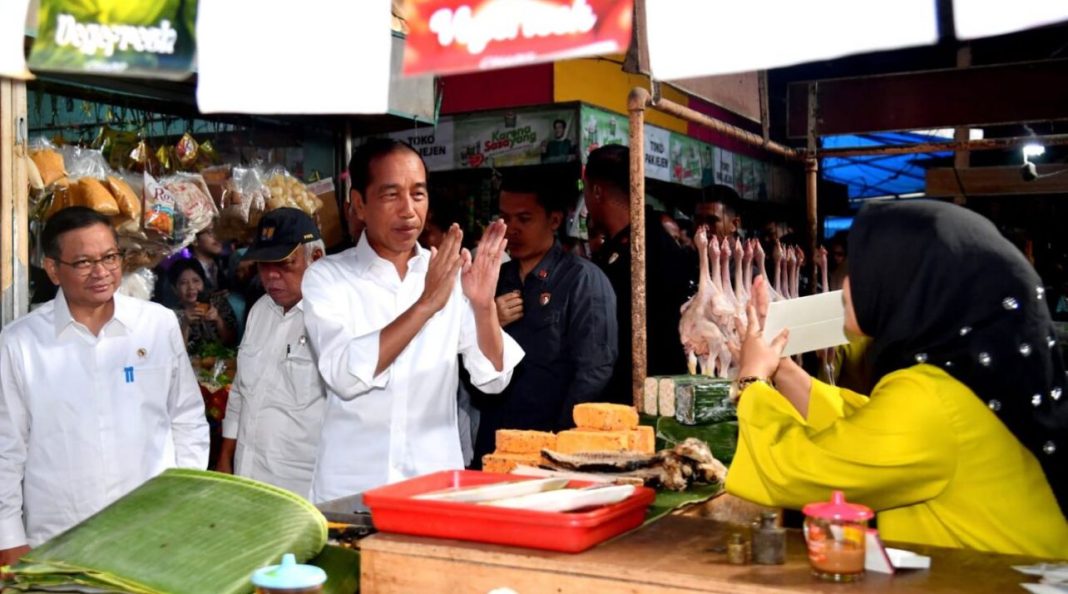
[{"xmin": 733, "ymin": 375, "xmax": 773, "ymax": 400}]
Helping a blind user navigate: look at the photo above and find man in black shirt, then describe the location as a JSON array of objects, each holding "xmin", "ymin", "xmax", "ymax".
[
  {"xmin": 585, "ymin": 145, "xmax": 694, "ymax": 404},
  {"xmin": 473, "ymin": 171, "xmax": 617, "ymax": 463}
]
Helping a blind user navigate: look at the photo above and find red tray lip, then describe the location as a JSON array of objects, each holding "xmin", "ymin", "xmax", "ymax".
[{"xmin": 363, "ymin": 469, "xmax": 656, "ymax": 539}]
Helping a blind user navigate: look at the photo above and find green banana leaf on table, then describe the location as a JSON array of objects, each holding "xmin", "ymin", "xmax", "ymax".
[{"xmin": 1, "ymin": 469, "xmax": 358, "ymax": 594}]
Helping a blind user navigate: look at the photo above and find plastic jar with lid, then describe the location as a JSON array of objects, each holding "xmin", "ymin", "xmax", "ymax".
[
  {"xmin": 250, "ymin": 553, "xmax": 327, "ymax": 594},
  {"xmin": 802, "ymin": 491, "xmax": 873, "ymax": 582}
]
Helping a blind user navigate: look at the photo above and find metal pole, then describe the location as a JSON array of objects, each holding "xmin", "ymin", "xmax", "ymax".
[
  {"xmin": 806, "ymin": 158, "xmax": 819, "ymax": 294},
  {"xmin": 647, "ymin": 95, "xmax": 803, "ymax": 162},
  {"xmin": 628, "ymin": 87, "xmax": 650, "ymax": 409},
  {"xmin": 817, "ymin": 133, "xmax": 1068, "ymax": 159},
  {"xmin": 806, "ymin": 83, "xmax": 819, "ymax": 293}
]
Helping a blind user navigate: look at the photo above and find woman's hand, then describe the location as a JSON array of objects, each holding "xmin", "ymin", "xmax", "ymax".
[
  {"xmin": 736, "ymin": 301, "xmax": 790, "ymax": 379},
  {"xmin": 203, "ymin": 306, "xmax": 221, "ymax": 324}
]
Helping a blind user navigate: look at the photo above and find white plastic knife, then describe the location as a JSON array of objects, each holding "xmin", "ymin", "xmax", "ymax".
[{"xmin": 413, "ymin": 477, "xmax": 570, "ymax": 503}]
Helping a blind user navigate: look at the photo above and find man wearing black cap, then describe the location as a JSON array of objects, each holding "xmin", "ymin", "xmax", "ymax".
[{"xmin": 216, "ymin": 208, "xmax": 327, "ymax": 497}]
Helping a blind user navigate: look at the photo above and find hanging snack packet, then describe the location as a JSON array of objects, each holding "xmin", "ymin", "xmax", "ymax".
[
  {"xmin": 143, "ymin": 171, "xmax": 178, "ymax": 241},
  {"xmin": 162, "ymin": 172, "xmax": 219, "ymax": 240},
  {"xmin": 176, "ymin": 132, "xmax": 200, "ymax": 170}
]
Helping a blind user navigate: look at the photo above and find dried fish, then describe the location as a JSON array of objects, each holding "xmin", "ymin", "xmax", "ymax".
[
  {"xmin": 538, "ymin": 437, "xmax": 729, "ymax": 492},
  {"xmin": 540, "ymin": 449, "xmax": 659, "ymax": 472}
]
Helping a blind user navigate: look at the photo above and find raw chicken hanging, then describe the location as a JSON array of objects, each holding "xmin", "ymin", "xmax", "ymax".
[{"xmin": 678, "ymin": 228, "xmax": 809, "ymax": 379}]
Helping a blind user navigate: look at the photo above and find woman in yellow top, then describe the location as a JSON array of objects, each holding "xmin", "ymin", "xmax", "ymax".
[{"xmin": 728, "ymin": 200, "xmax": 1068, "ymax": 558}]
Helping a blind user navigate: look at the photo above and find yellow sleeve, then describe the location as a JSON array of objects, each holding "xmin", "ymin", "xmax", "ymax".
[{"xmin": 726, "ymin": 369, "xmax": 957, "ymax": 512}]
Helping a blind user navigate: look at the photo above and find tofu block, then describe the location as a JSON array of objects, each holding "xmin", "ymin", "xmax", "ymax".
[
  {"xmin": 627, "ymin": 425, "xmax": 655, "ymax": 454},
  {"xmin": 555, "ymin": 429, "xmax": 630, "ymax": 453},
  {"xmin": 643, "ymin": 377, "xmax": 660, "ymax": 415},
  {"xmin": 481, "ymin": 452, "xmax": 543, "ymax": 474},
  {"xmin": 657, "ymin": 377, "xmax": 678, "ymax": 417},
  {"xmin": 573, "ymin": 403, "xmax": 639, "ymax": 431},
  {"xmin": 495, "ymin": 430, "xmax": 557, "ymax": 454},
  {"xmin": 659, "ymin": 375, "xmax": 705, "ymax": 418}
]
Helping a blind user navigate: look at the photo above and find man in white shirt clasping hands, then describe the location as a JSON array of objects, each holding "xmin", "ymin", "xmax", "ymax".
[{"xmin": 302, "ymin": 139, "xmax": 523, "ymax": 501}]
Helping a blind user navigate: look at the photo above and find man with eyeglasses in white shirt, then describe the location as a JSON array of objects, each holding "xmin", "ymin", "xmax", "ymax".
[
  {"xmin": 0, "ymin": 207, "xmax": 209, "ymax": 568},
  {"xmin": 302, "ymin": 139, "xmax": 523, "ymax": 502}
]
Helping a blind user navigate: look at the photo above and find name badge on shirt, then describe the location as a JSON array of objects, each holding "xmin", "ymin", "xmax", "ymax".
[{"xmin": 124, "ymin": 366, "xmax": 135, "ymax": 383}]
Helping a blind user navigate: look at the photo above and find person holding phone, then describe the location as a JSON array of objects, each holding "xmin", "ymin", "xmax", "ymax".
[{"xmin": 169, "ymin": 258, "xmax": 237, "ymax": 351}]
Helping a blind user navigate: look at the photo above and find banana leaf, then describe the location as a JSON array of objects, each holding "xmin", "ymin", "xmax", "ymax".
[
  {"xmin": 4, "ymin": 469, "xmax": 327, "ymax": 594},
  {"xmin": 655, "ymin": 417, "xmax": 738, "ymax": 466},
  {"xmin": 644, "ymin": 482, "xmax": 725, "ymax": 526}
]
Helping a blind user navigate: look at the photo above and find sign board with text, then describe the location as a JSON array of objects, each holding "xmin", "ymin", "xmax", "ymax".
[
  {"xmin": 29, "ymin": 0, "xmax": 197, "ymax": 79},
  {"xmin": 403, "ymin": 0, "xmax": 633, "ymax": 76}
]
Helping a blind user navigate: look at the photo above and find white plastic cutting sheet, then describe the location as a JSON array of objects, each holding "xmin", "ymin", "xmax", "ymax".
[{"xmin": 196, "ymin": 0, "xmax": 392, "ymax": 114}]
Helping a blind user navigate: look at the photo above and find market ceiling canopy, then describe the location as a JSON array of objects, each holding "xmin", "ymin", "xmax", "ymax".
[
  {"xmin": 644, "ymin": 1, "xmax": 1068, "ymax": 80},
  {"xmin": 401, "ymin": 0, "xmax": 633, "ymax": 76}
]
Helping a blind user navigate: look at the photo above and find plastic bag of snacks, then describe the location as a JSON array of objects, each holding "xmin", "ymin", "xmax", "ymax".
[
  {"xmin": 143, "ymin": 171, "xmax": 183, "ymax": 246},
  {"xmin": 59, "ymin": 145, "xmax": 110, "ymax": 181},
  {"xmin": 117, "ymin": 267, "xmax": 157, "ymax": 301},
  {"xmin": 217, "ymin": 165, "xmax": 268, "ymax": 241},
  {"xmin": 264, "ymin": 167, "xmax": 323, "ymax": 216},
  {"xmin": 161, "ymin": 173, "xmax": 218, "ymax": 241}
]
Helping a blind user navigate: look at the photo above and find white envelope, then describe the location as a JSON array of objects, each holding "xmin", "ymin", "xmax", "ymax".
[{"xmin": 763, "ymin": 291, "xmax": 850, "ymax": 357}]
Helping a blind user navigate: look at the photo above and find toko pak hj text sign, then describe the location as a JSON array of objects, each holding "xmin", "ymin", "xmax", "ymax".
[{"xmin": 402, "ymin": 0, "xmax": 633, "ymax": 76}]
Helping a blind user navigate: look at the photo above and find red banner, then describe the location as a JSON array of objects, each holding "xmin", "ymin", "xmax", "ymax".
[{"xmin": 403, "ymin": 0, "xmax": 633, "ymax": 76}]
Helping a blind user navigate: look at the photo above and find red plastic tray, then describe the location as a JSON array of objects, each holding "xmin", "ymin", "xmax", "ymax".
[{"xmin": 362, "ymin": 470, "xmax": 656, "ymax": 553}]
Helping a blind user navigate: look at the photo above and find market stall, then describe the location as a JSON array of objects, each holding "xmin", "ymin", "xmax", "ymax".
[{"xmin": 359, "ymin": 509, "xmax": 1049, "ymax": 594}]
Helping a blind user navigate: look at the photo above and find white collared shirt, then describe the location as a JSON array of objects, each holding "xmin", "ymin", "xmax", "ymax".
[
  {"xmin": 223, "ymin": 295, "xmax": 326, "ymax": 497},
  {"xmin": 302, "ymin": 234, "xmax": 523, "ymax": 502},
  {"xmin": 0, "ymin": 291, "xmax": 209, "ymax": 548}
]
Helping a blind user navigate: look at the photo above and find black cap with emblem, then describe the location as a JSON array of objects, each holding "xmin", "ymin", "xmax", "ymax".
[{"xmin": 242, "ymin": 207, "xmax": 321, "ymax": 262}]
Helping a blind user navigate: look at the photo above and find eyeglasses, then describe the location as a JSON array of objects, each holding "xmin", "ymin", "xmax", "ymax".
[{"xmin": 53, "ymin": 252, "xmax": 124, "ymax": 273}]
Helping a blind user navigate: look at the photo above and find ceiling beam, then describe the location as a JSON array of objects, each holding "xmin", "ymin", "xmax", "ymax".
[
  {"xmin": 788, "ymin": 59, "xmax": 1068, "ymax": 138},
  {"xmin": 925, "ymin": 165, "xmax": 1068, "ymax": 196}
]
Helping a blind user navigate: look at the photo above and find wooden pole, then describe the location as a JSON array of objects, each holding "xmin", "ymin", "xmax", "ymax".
[
  {"xmin": 628, "ymin": 87, "xmax": 650, "ymax": 409},
  {"xmin": 1, "ymin": 78, "xmax": 30, "ymax": 325}
]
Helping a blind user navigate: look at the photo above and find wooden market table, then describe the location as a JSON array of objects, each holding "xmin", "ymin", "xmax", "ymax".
[{"xmin": 359, "ymin": 500, "xmax": 1049, "ymax": 594}]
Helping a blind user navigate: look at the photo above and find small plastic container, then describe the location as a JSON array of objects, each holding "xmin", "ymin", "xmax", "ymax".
[
  {"xmin": 250, "ymin": 553, "xmax": 326, "ymax": 594},
  {"xmin": 802, "ymin": 491, "xmax": 873, "ymax": 582}
]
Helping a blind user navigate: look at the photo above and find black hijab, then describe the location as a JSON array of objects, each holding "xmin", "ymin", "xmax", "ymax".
[{"xmin": 848, "ymin": 200, "xmax": 1067, "ymax": 519}]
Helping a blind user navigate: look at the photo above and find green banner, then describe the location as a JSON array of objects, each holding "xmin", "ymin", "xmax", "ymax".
[
  {"xmin": 579, "ymin": 105, "xmax": 630, "ymax": 160},
  {"xmin": 454, "ymin": 108, "xmax": 578, "ymax": 169},
  {"xmin": 28, "ymin": 0, "xmax": 197, "ymax": 79},
  {"xmin": 669, "ymin": 132, "xmax": 710, "ymax": 188}
]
